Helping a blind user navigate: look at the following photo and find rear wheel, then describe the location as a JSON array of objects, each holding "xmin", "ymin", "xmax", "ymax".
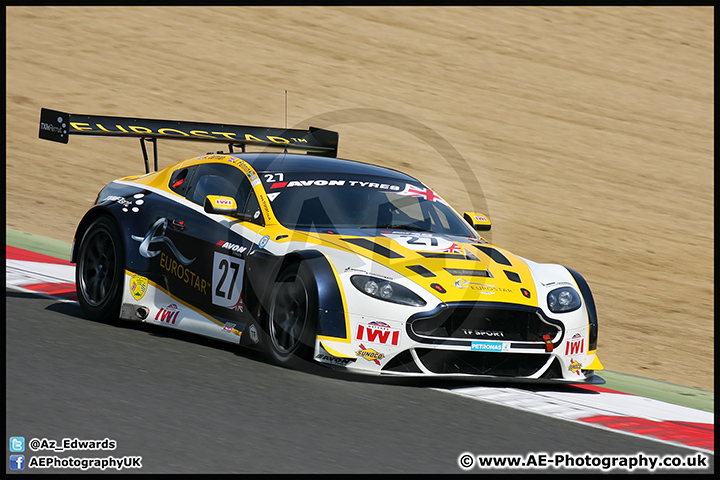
[
  {"xmin": 75, "ymin": 215, "xmax": 124, "ymax": 322},
  {"xmin": 266, "ymin": 262, "xmax": 318, "ymax": 366}
]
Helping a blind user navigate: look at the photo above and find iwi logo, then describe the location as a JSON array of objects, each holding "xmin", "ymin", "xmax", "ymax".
[
  {"xmin": 565, "ymin": 333, "xmax": 585, "ymax": 356},
  {"xmin": 155, "ymin": 303, "xmax": 180, "ymax": 325},
  {"xmin": 356, "ymin": 321, "xmax": 400, "ymax": 346}
]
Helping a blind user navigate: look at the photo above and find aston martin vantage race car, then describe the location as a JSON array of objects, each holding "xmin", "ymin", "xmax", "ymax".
[{"xmin": 38, "ymin": 107, "xmax": 604, "ymax": 383}]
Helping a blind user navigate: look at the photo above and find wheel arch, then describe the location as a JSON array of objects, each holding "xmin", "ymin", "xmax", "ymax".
[
  {"xmin": 74, "ymin": 209, "xmax": 127, "ymax": 322},
  {"xmin": 246, "ymin": 249, "xmax": 348, "ymax": 341},
  {"xmin": 565, "ymin": 266, "xmax": 598, "ymax": 352},
  {"xmin": 71, "ymin": 206, "xmax": 124, "ymax": 264}
]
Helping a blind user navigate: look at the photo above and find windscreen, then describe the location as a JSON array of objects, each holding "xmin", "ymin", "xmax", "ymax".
[{"xmin": 262, "ymin": 173, "xmax": 477, "ymax": 237}]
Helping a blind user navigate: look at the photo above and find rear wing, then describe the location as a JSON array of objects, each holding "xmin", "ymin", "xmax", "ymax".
[{"xmin": 38, "ymin": 108, "xmax": 339, "ymax": 173}]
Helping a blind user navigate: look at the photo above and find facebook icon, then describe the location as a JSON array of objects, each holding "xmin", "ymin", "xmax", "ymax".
[{"xmin": 9, "ymin": 454, "xmax": 25, "ymax": 470}]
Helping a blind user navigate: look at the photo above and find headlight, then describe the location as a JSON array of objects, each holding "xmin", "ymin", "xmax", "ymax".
[
  {"xmin": 350, "ymin": 275, "xmax": 426, "ymax": 307},
  {"xmin": 547, "ymin": 286, "xmax": 582, "ymax": 313}
]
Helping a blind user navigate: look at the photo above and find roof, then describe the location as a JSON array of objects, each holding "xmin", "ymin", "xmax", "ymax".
[{"xmin": 234, "ymin": 152, "xmax": 420, "ymax": 183}]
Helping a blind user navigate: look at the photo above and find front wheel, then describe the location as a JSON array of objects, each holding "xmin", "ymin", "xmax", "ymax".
[
  {"xmin": 75, "ymin": 215, "xmax": 124, "ymax": 322},
  {"xmin": 266, "ymin": 262, "xmax": 318, "ymax": 367}
]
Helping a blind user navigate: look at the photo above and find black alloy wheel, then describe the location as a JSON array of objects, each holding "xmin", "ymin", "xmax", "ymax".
[
  {"xmin": 76, "ymin": 215, "xmax": 124, "ymax": 322},
  {"xmin": 267, "ymin": 262, "xmax": 318, "ymax": 366}
]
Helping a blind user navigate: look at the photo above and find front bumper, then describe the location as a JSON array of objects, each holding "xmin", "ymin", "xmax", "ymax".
[{"xmin": 315, "ymin": 301, "xmax": 603, "ymax": 384}]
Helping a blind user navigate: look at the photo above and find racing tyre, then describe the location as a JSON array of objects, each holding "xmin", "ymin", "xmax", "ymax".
[
  {"xmin": 266, "ymin": 262, "xmax": 318, "ymax": 367},
  {"xmin": 76, "ymin": 215, "xmax": 124, "ymax": 322}
]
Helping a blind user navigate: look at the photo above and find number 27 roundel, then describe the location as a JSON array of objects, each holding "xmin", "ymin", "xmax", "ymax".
[{"xmin": 212, "ymin": 251, "xmax": 244, "ymax": 310}]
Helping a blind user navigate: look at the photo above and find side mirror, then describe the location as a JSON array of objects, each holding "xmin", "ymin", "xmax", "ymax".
[
  {"xmin": 204, "ymin": 195, "xmax": 252, "ymax": 221},
  {"xmin": 463, "ymin": 212, "xmax": 491, "ymax": 231}
]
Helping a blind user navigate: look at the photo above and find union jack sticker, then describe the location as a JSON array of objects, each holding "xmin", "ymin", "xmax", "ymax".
[
  {"xmin": 231, "ymin": 292, "xmax": 244, "ymax": 312},
  {"xmin": 442, "ymin": 243, "xmax": 464, "ymax": 254},
  {"xmin": 398, "ymin": 183, "xmax": 447, "ymax": 204}
]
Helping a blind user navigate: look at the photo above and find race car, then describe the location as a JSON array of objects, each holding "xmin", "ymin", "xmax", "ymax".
[{"xmin": 38, "ymin": 107, "xmax": 604, "ymax": 383}]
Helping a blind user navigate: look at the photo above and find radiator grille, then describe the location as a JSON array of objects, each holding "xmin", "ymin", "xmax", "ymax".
[
  {"xmin": 415, "ymin": 349, "xmax": 550, "ymax": 376},
  {"xmin": 410, "ymin": 304, "xmax": 560, "ymax": 342}
]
